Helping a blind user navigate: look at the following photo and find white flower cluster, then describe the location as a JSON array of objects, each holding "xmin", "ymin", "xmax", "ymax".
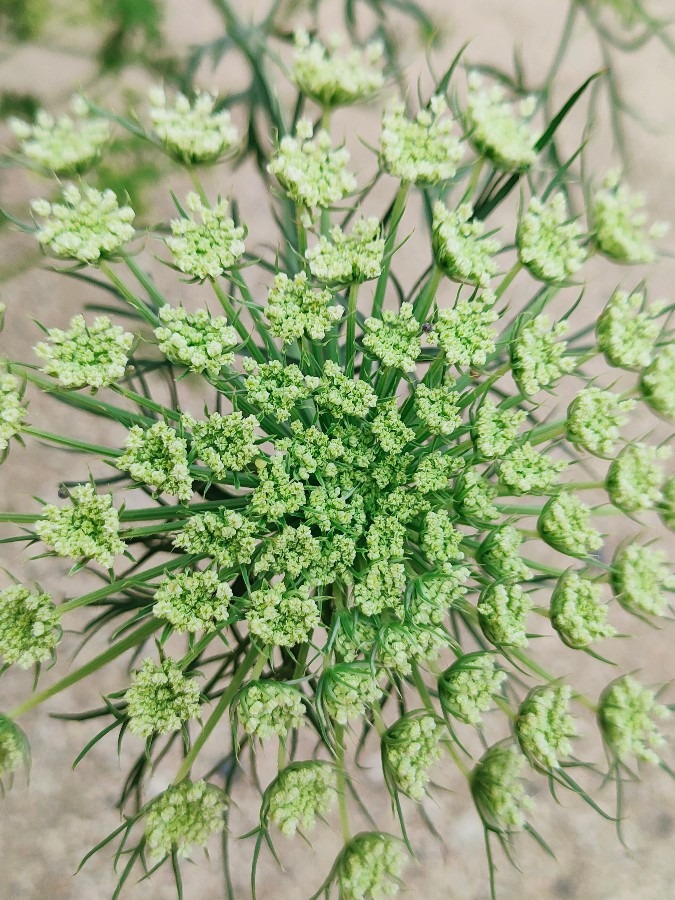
[
  {"xmin": 154, "ymin": 305, "xmax": 237, "ymax": 377},
  {"xmin": 567, "ymin": 387, "xmax": 634, "ymax": 457},
  {"xmin": 465, "ymin": 73, "xmax": 538, "ymax": 171},
  {"xmin": 516, "ymin": 684, "xmax": 576, "ymax": 769},
  {"xmin": 165, "ymin": 193, "xmax": 245, "ymax": 280},
  {"xmin": 383, "ymin": 713, "xmax": 443, "ymax": 800},
  {"xmin": 439, "ymin": 652, "xmax": 506, "ymax": 725},
  {"xmin": 380, "ymin": 95, "xmax": 464, "ymax": 185},
  {"xmin": 306, "ymin": 218, "xmax": 384, "ymax": 284},
  {"xmin": 592, "ymin": 170, "xmax": 668, "ymax": 264},
  {"xmin": 182, "ymin": 411, "xmax": 259, "ymax": 477},
  {"xmin": 510, "ymin": 315, "xmax": 574, "ymax": 396},
  {"xmin": 34, "ymin": 314, "xmax": 134, "ymax": 389},
  {"xmin": 336, "ymin": 833, "xmax": 406, "ymax": 900},
  {"xmin": 267, "ymin": 119, "xmax": 356, "ymax": 211},
  {"xmin": 432, "ymin": 202, "xmax": 501, "ymax": 287},
  {"xmin": 429, "ymin": 297, "xmax": 498, "ymax": 367},
  {"xmin": 265, "ymin": 761, "xmax": 336, "ymax": 836},
  {"xmin": 0, "ymin": 584, "xmax": 61, "ymax": 668},
  {"xmin": 117, "ymin": 422, "xmax": 193, "ymax": 501},
  {"xmin": 471, "ymin": 745, "xmax": 533, "ymax": 831},
  {"xmin": 473, "ymin": 399, "xmax": 526, "ymax": 458},
  {"xmin": 517, "ymin": 194, "xmax": 586, "ymax": 283},
  {"xmin": 538, "ymin": 493, "xmax": 603, "ymax": 558},
  {"xmin": 596, "ymin": 289, "xmax": 663, "ymax": 370},
  {"xmin": 31, "ymin": 184, "xmax": 135, "ymax": 263},
  {"xmin": 265, "ymin": 272, "xmax": 341, "ymax": 343},
  {"xmin": 477, "ymin": 582, "xmax": 532, "ymax": 647},
  {"xmin": 291, "ymin": 30, "xmax": 384, "ymax": 108},
  {"xmin": 550, "ymin": 571, "xmax": 616, "ymax": 648},
  {"xmin": 237, "ymin": 681, "xmax": 305, "ymax": 740},
  {"xmin": 149, "ymin": 85, "xmax": 239, "ymax": 164},
  {"xmin": 152, "ymin": 568, "xmax": 232, "ymax": 633},
  {"xmin": 144, "ymin": 780, "xmax": 226, "ymax": 859},
  {"xmin": 606, "ymin": 443, "xmax": 670, "ymax": 513},
  {"xmin": 10, "ymin": 95, "xmax": 110, "ymax": 175},
  {"xmin": 246, "ymin": 582, "xmax": 320, "ymax": 647},
  {"xmin": 611, "ymin": 543, "xmax": 675, "ymax": 617},
  {"xmin": 599, "ymin": 675, "xmax": 670, "ymax": 765},
  {"xmin": 125, "ymin": 657, "xmax": 201, "ymax": 737},
  {"xmin": 363, "ymin": 302, "xmax": 421, "ymax": 371},
  {"xmin": 0, "ymin": 372, "xmax": 27, "ymax": 454},
  {"xmin": 320, "ymin": 664, "xmax": 382, "ymax": 723}
]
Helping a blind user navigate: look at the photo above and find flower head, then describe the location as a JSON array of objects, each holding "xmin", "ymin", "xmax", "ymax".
[
  {"xmin": 611, "ymin": 543, "xmax": 675, "ymax": 617},
  {"xmin": 0, "ymin": 585, "xmax": 61, "ymax": 668},
  {"xmin": 465, "ymin": 74, "xmax": 537, "ymax": 171},
  {"xmin": 182, "ymin": 411, "xmax": 259, "ymax": 478},
  {"xmin": 641, "ymin": 344, "xmax": 675, "ymax": 420},
  {"xmin": 264, "ymin": 761, "xmax": 336, "ymax": 836},
  {"xmin": 432, "ymin": 202, "xmax": 501, "ymax": 287},
  {"xmin": 438, "ymin": 652, "xmax": 506, "ymax": 725},
  {"xmin": 31, "ymin": 184, "xmax": 135, "ymax": 263},
  {"xmin": 174, "ymin": 508, "xmax": 257, "ymax": 568},
  {"xmin": 596, "ymin": 289, "xmax": 663, "ymax": 369},
  {"xmin": 152, "ymin": 569, "xmax": 232, "ymax": 633},
  {"xmin": 149, "ymin": 85, "xmax": 238, "ymax": 164},
  {"xmin": 516, "ymin": 684, "xmax": 576, "ymax": 769},
  {"xmin": 414, "ymin": 383, "xmax": 462, "ymax": 436},
  {"xmin": 422, "ymin": 510, "xmax": 464, "ymax": 562},
  {"xmin": 429, "ymin": 296, "xmax": 498, "ymax": 367},
  {"xmin": 154, "ymin": 306, "xmax": 237, "ymax": 377},
  {"xmin": 471, "ymin": 745, "xmax": 533, "ymax": 831},
  {"xmin": 267, "ymin": 119, "xmax": 356, "ymax": 210},
  {"xmin": 34, "ymin": 314, "xmax": 134, "ymax": 389},
  {"xmin": 599, "ymin": 675, "xmax": 670, "ymax": 764},
  {"xmin": 144, "ymin": 780, "xmax": 226, "ymax": 859},
  {"xmin": 517, "ymin": 194, "xmax": 586, "ymax": 283},
  {"xmin": 377, "ymin": 622, "xmax": 445, "ymax": 676},
  {"xmin": 477, "ymin": 525, "xmax": 532, "ymax": 582},
  {"xmin": 165, "ymin": 193, "xmax": 245, "ymax": 280},
  {"xmin": 371, "ymin": 402, "xmax": 415, "ymax": 455},
  {"xmin": 117, "ymin": 422, "xmax": 192, "ymax": 500},
  {"xmin": 353, "ymin": 560, "xmax": 406, "ymax": 617},
  {"xmin": 244, "ymin": 360, "xmax": 318, "ymax": 421},
  {"xmin": 265, "ymin": 272, "xmax": 341, "ymax": 344},
  {"xmin": 382, "ymin": 712, "xmax": 443, "ymax": 800},
  {"xmin": 591, "ymin": 170, "xmax": 668, "ymax": 264},
  {"xmin": 473, "ymin": 399, "xmax": 526, "ymax": 458},
  {"xmin": 567, "ymin": 388, "xmax": 634, "ymax": 457},
  {"xmin": 307, "ymin": 218, "xmax": 384, "ymax": 284},
  {"xmin": 10, "ymin": 95, "xmax": 111, "ymax": 174},
  {"xmin": 251, "ymin": 456, "xmax": 305, "ymax": 520},
  {"xmin": 380, "ymin": 95, "xmax": 464, "ymax": 185},
  {"xmin": 0, "ymin": 716, "xmax": 29, "ymax": 780},
  {"xmin": 454, "ymin": 470, "xmax": 499, "ymax": 525},
  {"xmin": 36, "ymin": 483, "xmax": 126, "ymax": 567},
  {"xmin": 498, "ymin": 443, "xmax": 567, "ymax": 495},
  {"xmin": 291, "ymin": 30, "xmax": 384, "ymax": 108},
  {"xmin": 550, "ymin": 571, "xmax": 615, "ymax": 649},
  {"xmin": 125, "ymin": 657, "xmax": 201, "ymax": 737},
  {"xmin": 335, "ymin": 833, "xmax": 406, "ymax": 899},
  {"xmin": 313, "ymin": 360, "xmax": 377, "ymax": 419},
  {"xmin": 538, "ymin": 493, "xmax": 602, "ymax": 558},
  {"xmin": 320, "ymin": 663, "xmax": 382, "ymax": 724},
  {"xmin": 236, "ymin": 681, "xmax": 305, "ymax": 740},
  {"xmin": 246, "ymin": 582, "xmax": 320, "ymax": 647},
  {"xmin": 606, "ymin": 443, "xmax": 670, "ymax": 513},
  {"xmin": 0, "ymin": 372, "xmax": 27, "ymax": 456},
  {"xmin": 363, "ymin": 303, "xmax": 421, "ymax": 372},
  {"xmin": 477, "ymin": 582, "xmax": 532, "ymax": 648},
  {"xmin": 510, "ymin": 315, "xmax": 574, "ymax": 396}
]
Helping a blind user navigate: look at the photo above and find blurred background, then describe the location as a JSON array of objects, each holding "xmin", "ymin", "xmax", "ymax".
[{"xmin": 1, "ymin": 1, "xmax": 674, "ymax": 897}]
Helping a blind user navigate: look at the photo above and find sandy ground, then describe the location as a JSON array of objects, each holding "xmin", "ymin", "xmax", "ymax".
[{"xmin": 1, "ymin": 1, "xmax": 675, "ymax": 898}]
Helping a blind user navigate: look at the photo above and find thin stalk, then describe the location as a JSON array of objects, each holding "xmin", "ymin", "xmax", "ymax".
[
  {"xmin": 99, "ymin": 262, "xmax": 160, "ymax": 326},
  {"xmin": 23, "ymin": 426, "xmax": 122, "ymax": 458},
  {"xmin": 494, "ymin": 260, "xmax": 523, "ymax": 301},
  {"xmin": 334, "ymin": 723, "xmax": 351, "ymax": 843},
  {"xmin": 210, "ymin": 278, "xmax": 266, "ymax": 364},
  {"xmin": 345, "ymin": 282, "xmax": 360, "ymax": 378}
]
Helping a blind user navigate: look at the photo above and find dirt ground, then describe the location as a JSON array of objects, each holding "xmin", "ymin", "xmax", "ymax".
[{"xmin": 1, "ymin": 1, "xmax": 675, "ymax": 897}]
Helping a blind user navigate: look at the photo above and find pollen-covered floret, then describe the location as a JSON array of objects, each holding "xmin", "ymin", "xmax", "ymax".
[
  {"xmin": 0, "ymin": 372, "xmax": 27, "ymax": 454},
  {"xmin": 246, "ymin": 582, "xmax": 320, "ymax": 647},
  {"xmin": 117, "ymin": 422, "xmax": 192, "ymax": 501},
  {"xmin": 149, "ymin": 85, "xmax": 239, "ymax": 164},
  {"xmin": 363, "ymin": 303, "xmax": 421, "ymax": 372},
  {"xmin": 291, "ymin": 30, "xmax": 384, "ymax": 108},
  {"xmin": 606, "ymin": 443, "xmax": 670, "ymax": 513},
  {"xmin": 125, "ymin": 657, "xmax": 201, "ymax": 737},
  {"xmin": 182, "ymin": 411, "xmax": 259, "ymax": 477},
  {"xmin": 335, "ymin": 833, "xmax": 406, "ymax": 900},
  {"xmin": 611, "ymin": 543, "xmax": 675, "ymax": 617},
  {"xmin": 599, "ymin": 675, "xmax": 670, "ymax": 764},
  {"xmin": 174, "ymin": 508, "xmax": 257, "ymax": 568},
  {"xmin": 473, "ymin": 399, "xmax": 526, "ymax": 458},
  {"xmin": 465, "ymin": 73, "xmax": 538, "ymax": 171},
  {"xmin": 265, "ymin": 272, "xmax": 341, "ymax": 344},
  {"xmin": 165, "ymin": 193, "xmax": 245, "ymax": 280},
  {"xmin": 154, "ymin": 306, "xmax": 237, "ymax": 377},
  {"xmin": 471, "ymin": 745, "xmax": 533, "ymax": 831},
  {"xmin": 550, "ymin": 571, "xmax": 616, "ymax": 648},
  {"xmin": 267, "ymin": 119, "xmax": 356, "ymax": 210},
  {"xmin": 320, "ymin": 663, "xmax": 382, "ymax": 723},
  {"xmin": 236, "ymin": 681, "xmax": 305, "ymax": 740},
  {"xmin": 314, "ymin": 361, "xmax": 377, "ymax": 419},
  {"xmin": 438, "ymin": 652, "xmax": 506, "ymax": 725},
  {"xmin": 477, "ymin": 582, "xmax": 532, "ymax": 647},
  {"xmin": 152, "ymin": 569, "xmax": 232, "ymax": 633},
  {"xmin": 36, "ymin": 483, "xmax": 126, "ymax": 567},
  {"xmin": 517, "ymin": 194, "xmax": 586, "ymax": 283},
  {"xmin": 567, "ymin": 388, "xmax": 634, "ymax": 457},
  {"xmin": 510, "ymin": 315, "xmax": 574, "ymax": 396},
  {"xmin": 641, "ymin": 344, "xmax": 675, "ymax": 420},
  {"xmin": 0, "ymin": 585, "xmax": 61, "ymax": 668},
  {"xmin": 31, "ymin": 184, "xmax": 135, "ymax": 263},
  {"xmin": 144, "ymin": 780, "xmax": 226, "ymax": 859},
  {"xmin": 265, "ymin": 761, "xmax": 336, "ymax": 836},
  {"xmin": 591, "ymin": 169, "xmax": 668, "ymax": 264},
  {"xmin": 414, "ymin": 383, "xmax": 462, "ymax": 436},
  {"xmin": 538, "ymin": 493, "xmax": 602, "ymax": 558},
  {"xmin": 380, "ymin": 95, "xmax": 464, "ymax": 185},
  {"xmin": 432, "ymin": 203, "xmax": 501, "ymax": 287},
  {"xmin": 307, "ymin": 218, "xmax": 384, "ymax": 284},
  {"xmin": 10, "ymin": 95, "xmax": 111, "ymax": 175},
  {"xmin": 516, "ymin": 684, "xmax": 577, "ymax": 769},
  {"xmin": 244, "ymin": 359, "xmax": 318, "ymax": 422},
  {"xmin": 478, "ymin": 525, "xmax": 532, "ymax": 582},
  {"xmin": 429, "ymin": 296, "xmax": 498, "ymax": 367},
  {"xmin": 34, "ymin": 314, "xmax": 134, "ymax": 390},
  {"xmin": 498, "ymin": 443, "xmax": 567, "ymax": 495},
  {"xmin": 383, "ymin": 712, "xmax": 443, "ymax": 800},
  {"xmin": 596, "ymin": 289, "xmax": 663, "ymax": 369}
]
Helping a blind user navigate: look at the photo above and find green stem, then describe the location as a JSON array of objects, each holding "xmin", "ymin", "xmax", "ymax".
[
  {"xmin": 23, "ymin": 426, "xmax": 122, "ymax": 458},
  {"xmin": 334, "ymin": 724, "xmax": 351, "ymax": 843},
  {"xmin": 173, "ymin": 645, "xmax": 264, "ymax": 784},
  {"xmin": 412, "ymin": 263, "xmax": 444, "ymax": 323},
  {"xmin": 210, "ymin": 278, "xmax": 266, "ymax": 364},
  {"xmin": 9, "ymin": 619, "xmax": 159, "ymax": 718},
  {"xmin": 188, "ymin": 167, "xmax": 209, "ymax": 205},
  {"xmin": 99, "ymin": 262, "xmax": 160, "ymax": 326},
  {"xmin": 494, "ymin": 260, "xmax": 523, "ymax": 301},
  {"xmin": 345, "ymin": 282, "xmax": 360, "ymax": 379}
]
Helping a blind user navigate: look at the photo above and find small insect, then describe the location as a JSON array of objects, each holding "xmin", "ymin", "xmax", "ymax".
[
  {"xmin": 57, "ymin": 484, "xmax": 69, "ymax": 499},
  {"xmin": 421, "ymin": 322, "xmax": 433, "ymax": 334}
]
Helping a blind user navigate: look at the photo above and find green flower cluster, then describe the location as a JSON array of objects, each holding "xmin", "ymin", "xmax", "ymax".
[
  {"xmin": 144, "ymin": 780, "xmax": 226, "ymax": 859},
  {"xmin": 152, "ymin": 568, "xmax": 232, "ymax": 633},
  {"xmin": 265, "ymin": 761, "xmax": 336, "ymax": 835},
  {"xmin": 438, "ymin": 652, "xmax": 506, "ymax": 725},
  {"xmin": 0, "ymin": 585, "xmax": 61, "ymax": 668},
  {"xmin": 291, "ymin": 30, "xmax": 384, "ymax": 108},
  {"xmin": 306, "ymin": 218, "xmax": 384, "ymax": 284},
  {"xmin": 516, "ymin": 684, "xmax": 577, "ymax": 769},
  {"xmin": 149, "ymin": 86, "xmax": 239, "ymax": 164},
  {"xmin": 599, "ymin": 676, "xmax": 670, "ymax": 764},
  {"xmin": 154, "ymin": 306, "xmax": 237, "ymax": 377},
  {"xmin": 165, "ymin": 193, "xmax": 245, "ymax": 280},
  {"xmin": 0, "ymin": 372, "xmax": 27, "ymax": 455},
  {"xmin": 265, "ymin": 272, "xmax": 341, "ymax": 344},
  {"xmin": 125, "ymin": 657, "xmax": 201, "ymax": 737},
  {"xmin": 382, "ymin": 712, "xmax": 443, "ymax": 799},
  {"xmin": 236, "ymin": 681, "xmax": 305, "ymax": 740},
  {"xmin": 117, "ymin": 422, "xmax": 192, "ymax": 501}
]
